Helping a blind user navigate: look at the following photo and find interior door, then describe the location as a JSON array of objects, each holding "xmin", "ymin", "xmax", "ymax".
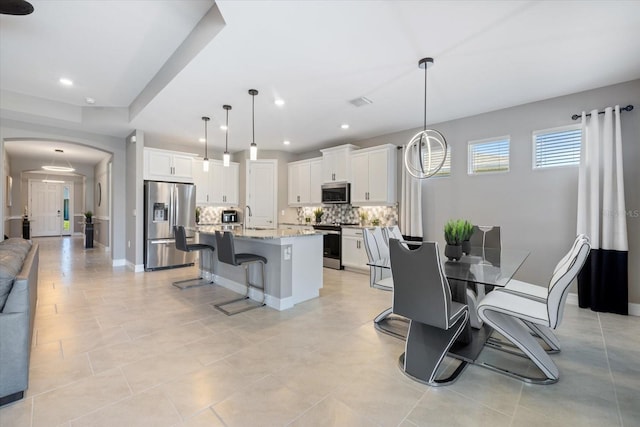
[
  {"xmin": 246, "ymin": 159, "xmax": 277, "ymax": 229},
  {"xmin": 30, "ymin": 181, "xmax": 62, "ymax": 237}
]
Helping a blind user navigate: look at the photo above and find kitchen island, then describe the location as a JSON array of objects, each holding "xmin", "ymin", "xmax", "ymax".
[{"xmin": 196, "ymin": 226, "xmax": 323, "ymax": 310}]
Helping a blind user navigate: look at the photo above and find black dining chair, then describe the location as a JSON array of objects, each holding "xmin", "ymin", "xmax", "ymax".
[
  {"xmin": 172, "ymin": 225, "xmax": 215, "ymax": 289},
  {"xmin": 213, "ymin": 231, "xmax": 267, "ymax": 315},
  {"xmin": 390, "ymin": 239, "xmax": 469, "ymax": 385}
]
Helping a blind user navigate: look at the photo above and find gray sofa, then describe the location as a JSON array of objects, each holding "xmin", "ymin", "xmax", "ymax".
[{"xmin": 0, "ymin": 239, "xmax": 38, "ymax": 406}]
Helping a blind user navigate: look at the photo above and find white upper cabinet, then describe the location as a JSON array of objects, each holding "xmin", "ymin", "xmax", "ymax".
[
  {"xmin": 288, "ymin": 157, "xmax": 322, "ymax": 206},
  {"xmin": 192, "ymin": 159, "xmax": 211, "ymax": 204},
  {"xmin": 192, "ymin": 158, "xmax": 239, "ymax": 206},
  {"xmin": 320, "ymin": 144, "xmax": 358, "ymax": 183},
  {"xmin": 309, "ymin": 158, "xmax": 322, "ymax": 204},
  {"xmin": 220, "ymin": 162, "xmax": 239, "ymax": 206},
  {"xmin": 349, "ymin": 144, "xmax": 397, "ymax": 206},
  {"xmin": 144, "ymin": 148, "xmax": 194, "ymax": 182}
]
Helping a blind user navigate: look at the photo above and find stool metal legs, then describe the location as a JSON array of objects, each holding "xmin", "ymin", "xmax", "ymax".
[
  {"xmin": 214, "ymin": 260, "xmax": 266, "ymax": 315},
  {"xmin": 172, "ymin": 250, "xmax": 215, "ymax": 290}
]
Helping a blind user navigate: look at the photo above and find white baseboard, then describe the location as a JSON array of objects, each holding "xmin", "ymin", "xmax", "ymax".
[
  {"xmin": 567, "ymin": 292, "xmax": 639, "ymax": 317},
  {"xmin": 125, "ymin": 260, "xmax": 144, "ymax": 272},
  {"xmin": 112, "ymin": 258, "xmax": 126, "ymax": 267},
  {"xmin": 210, "ymin": 273, "xmax": 292, "ymax": 311}
]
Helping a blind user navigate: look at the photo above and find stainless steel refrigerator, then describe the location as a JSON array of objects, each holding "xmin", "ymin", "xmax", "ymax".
[{"xmin": 144, "ymin": 180, "xmax": 197, "ymax": 271}]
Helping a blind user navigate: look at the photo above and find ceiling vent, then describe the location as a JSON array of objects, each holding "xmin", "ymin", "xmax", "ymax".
[{"xmin": 349, "ymin": 96, "xmax": 373, "ymax": 107}]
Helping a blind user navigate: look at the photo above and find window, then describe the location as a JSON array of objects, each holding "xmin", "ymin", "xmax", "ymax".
[
  {"xmin": 468, "ymin": 136, "xmax": 510, "ymax": 174},
  {"xmin": 422, "ymin": 146, "xmax": 451, "ymax": 177},
  {"xmin": 533, "ymin": 125, "xmax": 582, "ymax": 169}
]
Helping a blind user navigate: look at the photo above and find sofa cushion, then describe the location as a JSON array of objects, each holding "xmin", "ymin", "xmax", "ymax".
[
  {"xmin": 0, "ymin": 252, "xmax": 26, "ymax": 311},
  {"xmin": 0, "ymin": 238, "xmax": 32, "ymax": 259}
]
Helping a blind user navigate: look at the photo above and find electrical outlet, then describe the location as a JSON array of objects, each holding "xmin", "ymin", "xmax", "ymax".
[
  {"xmin": 127, "ymin": 240, "xmax": 131, "ymax": 248},
  {"xmin": 281, "ymin": 210, "xmax": 285, "ymax": 216}
]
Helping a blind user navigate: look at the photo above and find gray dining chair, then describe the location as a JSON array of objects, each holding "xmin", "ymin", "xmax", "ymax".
[
  {"xmin": 362, "ymin": 227, "xmax": 392, "ymax": 291},
  {"xmin": 464, "ymin": 225, "xmax": 501, "ymax": 329},
  {"xmin": 477, "ymin": 237, "xmax": 590, "ymax": 384},
  {"xmin": 390, "ymin": 239, "xmax": 469, "ymax": 385},
  {"xmin": 468, "ymin": 225, "xmax": 501, "ymax": 249},
  {"xmin": 172, "ymin": 225, "xmax": 215, "ymax": 289},
  {"xmin": 213, "ymin": 231, "xmax": 267, "ymax": 315},
  {"xmin": 362, "ymin": 227, "xmax": 399, "ymax": 336}
]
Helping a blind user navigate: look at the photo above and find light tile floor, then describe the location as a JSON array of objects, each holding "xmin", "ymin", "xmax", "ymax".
[{"xmin": 0, "ymin": 236, "xmax": 638, "ymax": 426}]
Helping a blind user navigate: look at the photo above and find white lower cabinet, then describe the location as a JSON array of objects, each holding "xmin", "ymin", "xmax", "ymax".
[{"xmin": 341, "ymin": 227, "xmax": 369, "ymax": 271}]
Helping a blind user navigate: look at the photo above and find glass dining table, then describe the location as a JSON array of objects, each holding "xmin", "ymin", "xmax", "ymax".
[{"xmin": 368, "ymin": 244, "xmax": 530, "ymax": 363}]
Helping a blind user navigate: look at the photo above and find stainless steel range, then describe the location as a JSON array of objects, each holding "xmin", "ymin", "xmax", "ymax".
[{"xmin": 312, "ymin": 223, "xmax": 358, "ymax": 270}]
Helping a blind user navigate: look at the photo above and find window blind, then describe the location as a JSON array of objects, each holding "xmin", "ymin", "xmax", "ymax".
[
  {"xmin": 422, "ymin": 146, "xmax": 450, "ymax": 176},
  {"xmin": 533, "ymin": 126, "xmax": 581, "ymax": 169},
  {"xmin": 468, "ymin": 138, "xmax": 510, "ymax": 174}
]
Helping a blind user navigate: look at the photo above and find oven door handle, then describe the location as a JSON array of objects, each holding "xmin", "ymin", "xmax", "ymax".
[{"xmin": 318, "ymin": 230, "xmax": 341, "ymax": 235}]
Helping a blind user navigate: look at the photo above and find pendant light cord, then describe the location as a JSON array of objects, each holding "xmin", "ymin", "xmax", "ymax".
[
  {"xmin": 252, "ymin": 93, "xmax": 255, "ymax": 144},
  {"xmin": 204, "ymin": 118, "xmax": 208, "ymax": 159},
  {"xmin": 225, "ymin": 109, "xmax": 229, "ymax": 151},
  {"xmin": 423, "ymin": 62, "xmax": 427, "ymax": 132}
]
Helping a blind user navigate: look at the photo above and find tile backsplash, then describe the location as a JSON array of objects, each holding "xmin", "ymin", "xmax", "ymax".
[
  {"xmin": 297, "ymin": 204, "xmax": 398, "ymax": 226},
  {"xmin": 197, "ymin": 206, "xmax": 226, "ymax": 224}
]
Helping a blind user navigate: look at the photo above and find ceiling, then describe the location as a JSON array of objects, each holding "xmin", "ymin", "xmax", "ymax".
[{"xmin": 2, "ymin": 0, "xmax": 640, "ymax": 167}]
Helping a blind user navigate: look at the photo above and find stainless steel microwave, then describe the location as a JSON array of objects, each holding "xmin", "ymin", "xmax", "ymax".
[{"xmin": 321, "ymin": 182, "xmax": 350, "ymax": 204}]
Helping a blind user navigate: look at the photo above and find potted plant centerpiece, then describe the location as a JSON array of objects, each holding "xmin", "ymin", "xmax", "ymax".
[
  {"xmin": 313, "ymin": 208, "xmax": 324, "ymax": 224},
  {"xmin": 444, "ymin": 219, "xmax": 464, "ymax": 261},
  {"xmin": 84, "ymin": 211, "xmax": 93, "ymax": 224},
  {"xmin": 460, "ymin": 220, "xmax": 474, "ymax": 255}
]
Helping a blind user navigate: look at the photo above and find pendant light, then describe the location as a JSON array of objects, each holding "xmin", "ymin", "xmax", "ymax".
[
  {"xmin": 42, "ymin": 148, "xmax": 75, "ymax": 173},
  {"xmin": 222, "ymin": 105, "xmax": 232, "ymax": 167},
  {"xmin": 404, "ymin": 57, "xmax": 447, "ymax": 179},
  {"xmin": 248, "ymin": 89, "xmax": 258, "ymax": 161},
  {"xmin": 202, "ymin": 116, "xmax": 210, "ymax": 172}
]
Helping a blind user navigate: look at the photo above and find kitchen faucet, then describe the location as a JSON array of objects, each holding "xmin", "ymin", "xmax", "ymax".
[{"xmin": 244, "ymin": 205, "xmax": 252, "ymax": 229}]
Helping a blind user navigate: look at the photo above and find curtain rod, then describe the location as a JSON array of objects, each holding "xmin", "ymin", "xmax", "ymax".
[{"xmin": 571, "ymin": 104, "xmax": 634, "ymax": 121}]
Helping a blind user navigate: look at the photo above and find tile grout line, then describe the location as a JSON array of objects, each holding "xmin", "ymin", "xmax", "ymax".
[{"xmin": 597, "ymin": 313, "xmax": 624, "ymax": 427}]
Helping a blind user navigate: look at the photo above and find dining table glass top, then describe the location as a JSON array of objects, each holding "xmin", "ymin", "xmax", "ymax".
[{"xmin": 368, "ymin": 244, "xmax": 530, "ymax": 287}]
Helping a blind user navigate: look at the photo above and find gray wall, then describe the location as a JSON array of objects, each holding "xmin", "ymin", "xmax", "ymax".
[
  {"xmin": 125, "ymin": 130, "xmax": 145, "ymax": 268},
  {"xmin": 351, "ymin": 79, "xmax": 640, "ymax": 305}
]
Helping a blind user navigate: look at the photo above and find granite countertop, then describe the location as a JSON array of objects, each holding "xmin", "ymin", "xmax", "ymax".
[{"xmin": 197, "ymin": 225, "xmax": 318, "ymax": 240}]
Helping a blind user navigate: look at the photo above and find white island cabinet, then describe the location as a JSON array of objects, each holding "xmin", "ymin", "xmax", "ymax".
[{"xmin": 197, "ymin": 227, "xmax": 323, "ymax": 310}]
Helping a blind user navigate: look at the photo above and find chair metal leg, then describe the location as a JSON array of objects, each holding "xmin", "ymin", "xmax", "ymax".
[
  {"xmin": 172, "ymin": 250, "xmax": 214, "ymax": 290},
  {"xmin": 374, "ymin": 307, "xmax": 410, "ymax": 339},
  {"xmin": 399, "ymin": 311, "xmax": 469, "ymax": 386},
  {"xmin": 214, "ymin": 260, "xmax": 266, "ymax": 316},
  {"xmin": 479, "ymin": 310, "xmax": 559, "ymax": 384}
]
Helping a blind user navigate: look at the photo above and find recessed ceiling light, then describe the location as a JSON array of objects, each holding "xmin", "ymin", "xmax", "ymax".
[
  {"xmin": 220, "ymin": 125, "xmax": 228, "ymax": 131},
  {"xmin": 283, "ymin": 140, "xmax": 291, "ymax": 145},
  {"xmin": 199, "ymin": 138, "xmax": 206, "ymax": 143},
  {"xmin": 340, "ymin": 124, "xmax": 350, "ymax": 129},
  {"xmin": 85, "ymin": 97, "xmax": 95, "ymax": 105},
  {"xmin": 59, "ymin": 77, "xmax": 73, "ymax": 86},
  {"xmin": 274, "ymin": 99, "xmax": 285, "ymax": 106}
]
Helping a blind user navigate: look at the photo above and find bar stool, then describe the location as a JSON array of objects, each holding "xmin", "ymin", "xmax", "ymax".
[
  {"xmin": 172, "ymin": 225, "xmax": 215, "ymax": 289},
  {"xmin": 213, "ymin": 231, "xmax": 267, "ymax": 315}
]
